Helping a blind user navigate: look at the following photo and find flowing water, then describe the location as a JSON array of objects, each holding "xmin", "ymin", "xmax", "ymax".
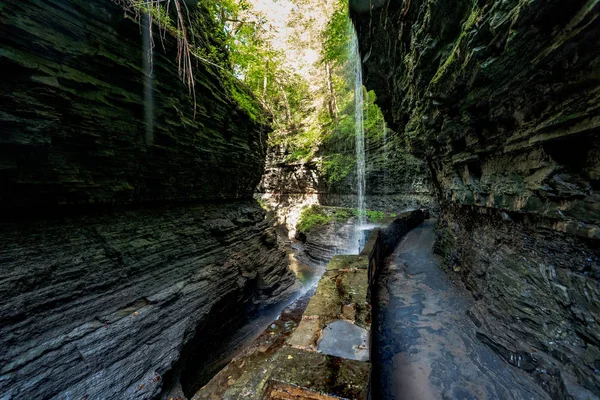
[
  {"xmin": 350, "ymin": 25, "xmax": 366, "ymax": 227},
  {"xmin": 383, "ymin": 122, "xmax": 389, "ymax": 195},
  {"xmin": 142, "ymin": 11, "xmax": 154, "ymax": 145}
]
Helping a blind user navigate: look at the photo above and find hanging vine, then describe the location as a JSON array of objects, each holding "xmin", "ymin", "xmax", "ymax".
[{"xmin": 111, "ymin": 0, "xmax": 197, "ymax": 114}]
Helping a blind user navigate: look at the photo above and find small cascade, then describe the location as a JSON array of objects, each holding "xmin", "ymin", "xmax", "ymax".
[
  {"xmin": 350, "ymin": 24, "xmax": 366, "ymax": 228},
  {"xmin": 142, "ymin": 10, "xmax": 154, "ymax": 145}
]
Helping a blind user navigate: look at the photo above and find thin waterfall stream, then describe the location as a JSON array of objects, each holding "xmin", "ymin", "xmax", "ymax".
[
  {"xmin": 383, "ymin": 123, "xmax": 389, "ymax": 195},
  {"xmin": 350, "ymin": 25, "xmax": 366, "ymax": 228},
  {"xmin": 142, "ymin": 10, "xmax": 154, "ymax": 145}
]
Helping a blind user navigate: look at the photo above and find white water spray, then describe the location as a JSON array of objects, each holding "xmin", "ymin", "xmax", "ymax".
[
  {"xmin": 383, "ymin": 122, "xmax": 389, "ymax": 195},
  {"xmin": 350, "ymin": 25, "xmax": 366, "ymax": 227}
]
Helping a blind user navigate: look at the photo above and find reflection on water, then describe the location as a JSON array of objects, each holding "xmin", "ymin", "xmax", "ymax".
[{"xmin": 288, "ymin": 251, "xmax": 320, "ymax": 286}]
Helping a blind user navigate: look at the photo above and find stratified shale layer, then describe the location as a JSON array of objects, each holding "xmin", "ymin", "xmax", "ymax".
[
  {"xmin": 0, "ymin": 0, "xmax": 267, "ymax": 209},
  {"xmin": 351, "ymin": 0, "xmax": 600, "ymax": 397},
  {"xmin": 0, "ymin": 1, "xmax": 294, "ymax": 399},
  {"xmin": 0, "ymin": 201, "xmax": 293, "ymax": 399},
  {"xmin": 318, "ymin": 128, "xmax": 437, "ymax": 212}
]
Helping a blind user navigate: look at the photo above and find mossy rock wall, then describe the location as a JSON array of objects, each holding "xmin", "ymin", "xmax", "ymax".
[
  {"xmin": 319, "ymin": 127, "xmax": 437, "ymax": 211},
  {"xmin": 0, "ymin": 0, "xmax": 267, "ymax": 211},
  {"xmin": 351, "ymin": 0, "xmax": 600, "ymax": 397},
  {"xmin": 0, "ymin": 2, "xmax": 294, "ymax": 399},
  {"xmin": 351, "ymin": 0, "xmax": 600, "ymax": 232}
]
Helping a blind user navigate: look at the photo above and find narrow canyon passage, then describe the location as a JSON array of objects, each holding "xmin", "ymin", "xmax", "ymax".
[
  {"xmin": 1, "ymin": 0, "xmax": 599, "ymax": 398},
  {"xmin": 373, "ymin": 221, "xmax": 549, "ymax": 400}
]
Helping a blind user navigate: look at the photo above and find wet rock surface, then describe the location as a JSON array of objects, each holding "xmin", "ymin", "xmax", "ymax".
[
  {"xmin": 193, "ymin": 210, "xmax": 427, "ymax": 399},
  {"xmin": 192, "ymin": 217, "xmax": 401, "ymax": 399},
  {"xmin": 351, "ymin": 0, "xmax": 600, "ymax": 395},
  {"xmin": 295, "ymin": 217, "xmax": 363, "ymax": 266},
  {"xmin": 319, "ymin": 128, "xmax": 437, "ymax": 212},
  {"xmin": 374, "ymin": 221, "xmax": 550, "ymax": 399},
  {"xmin": 0, "ymin": 201, "xmax": 294, "ymax": 399},
  {"xmin": 317, "ymin": 320, "xmax": 369, "ymax": 362},
  {"xmin": 257, "ymin": 145, "xmax": 322, "ymax": 236},
  {"xmin": 435, "ymin": 206, "xmax": 600, "ymax": 398}
]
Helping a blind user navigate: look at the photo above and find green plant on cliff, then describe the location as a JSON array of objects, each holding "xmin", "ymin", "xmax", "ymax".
[
  {"xmin": 297, "ymin": 205, "xmax": 332, "ymax": 233},
  {"xmin": 297, "ymin": 205, "xmax": 386, "ymax": 234},
  {"xmin": 365, "ymin": 210, "xmax": 385, "ymax": 222},
  {"xmin": 115, "ymin": 0, "xmax": 391, "ymax": 174},
  {"xmin": 112, "ymin": 0, "xmax": 267, "ymax": 122},
  {"xmin": 202, "ymin": 0, "xmax": 314, "ymax": 135}
]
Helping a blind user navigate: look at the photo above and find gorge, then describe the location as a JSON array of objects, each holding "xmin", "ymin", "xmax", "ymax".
[{"xmin": 1, "ymin": 0, "xmax": 599, "ymax": 399}]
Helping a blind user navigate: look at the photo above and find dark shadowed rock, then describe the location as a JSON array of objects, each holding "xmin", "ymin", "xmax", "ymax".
[
  {"xmin": 0, "ymin": 0, "xmax": 267, "ymax": 211},
  {"xmin": 0, "ymin": 0, "xmax": 294, "ymax": 398},
  {"xmin": 351, "ymin": 0, "xmax": 600, "ymax": 397},
  {"xmin": 0, "ymin": 201, "xmax": 295, "ymax": 399}
]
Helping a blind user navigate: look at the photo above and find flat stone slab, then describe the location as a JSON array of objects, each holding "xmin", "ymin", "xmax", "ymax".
[
  {"xmin": 302, "ymin": 267, "xmax": 370, "ymax": 327},
  {"xmin": 288, "ymin": 255, "xmax": 371, "ymax": 352},
  {"xmin": 267, "ymin": 347, "xmax": 370, "ymax": 400},
  {"xmin": 287, "ymin": 317, "xmax": 321, "ymax": 350},
  {"xmin": 317, "ymin": 320, "xmax": 369, "ymax": 361},
  {"xmin": 326, "ymin": 254, "xmax": 369, "ymax": 271}
]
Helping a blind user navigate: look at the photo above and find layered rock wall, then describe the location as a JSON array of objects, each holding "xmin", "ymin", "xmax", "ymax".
[
  {"xmin": 258, "ymin": 131, "xmax": 436, "ymax": 239},
  {"xmin": 320, "ymin": 128, "xmax": 437, "ymax": 211},
  {"xmin": 1, "ymin": 0, "xmax": 266, "ymax": 210},
  {"xmin": 0, "ymin": 0, "xmax": 293, "ymax": 398},
  {"xmin": 0, "ymin": 202, "xmax": 293, "ymax": 399},
  {"xmin": 351, "ymin": 0, "xmax": 600, "ymax": 396},
  {"xmin": 257, "ymin": 146, "xmax": 321, "ymax": 237}
]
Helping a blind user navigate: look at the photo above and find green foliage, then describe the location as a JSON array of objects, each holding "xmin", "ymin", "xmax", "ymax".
[
  {"xmin": 321, "ymin": 153, "xmax": 355, "ymax": 183},
  {"xmin": 202, "ymin": 0, "xmax": 314, "ymax": 138},
  {"xmin": 296, "ymin": 205, "xmax": 389, "ymax": 234},
  {"xmin": 366, "ymin": 210, "xmax": 386, "ymax": 222},
  {"xmin": 256, "ymin": 197, "xmax": 268, "ymax": 210},
  {"xmin": 352, "ymin": 209, "xmax": 386, "ymax": 222},
  {"xmin": 133, "ymin": 1, "xmax": 175, "ymax": 30},
  {"xmin": 297, "ymin": 205, "xmax": 332, "ymax": 233},
  {"xmin": 319, "ymin": 87, "xmax": 386, "ymax": 183},
  {"xmin": 314, "ymin": 0, "xmax": 389, "ymax": 185},
  {"xmin": 320, "ymin": 0, "xmax": 351, "ymax": 67},
  {"xmin": 297, "ymin": 205, "xmax": 363, "ymax": 233},
  {"xmin": 332, "ymin": 208, "xmax": 353, "ymax": 221},
  {"xmin": 176, "ymin": 0, "xmax": 391, "ymax": 179},
  {"xmin": 229, "ymin": 82, "xmax": 264, "ymax": 122}
]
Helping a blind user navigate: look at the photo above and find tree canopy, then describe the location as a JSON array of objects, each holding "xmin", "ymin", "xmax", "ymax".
[{"xmin": 123, "ymin": 0, "xmax": 388, "ymax": 184}]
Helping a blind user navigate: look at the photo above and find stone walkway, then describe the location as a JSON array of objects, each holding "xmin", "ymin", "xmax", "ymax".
[{"xmin": 373, "ymin": 220, "xmax": 550, "ymax": 400}]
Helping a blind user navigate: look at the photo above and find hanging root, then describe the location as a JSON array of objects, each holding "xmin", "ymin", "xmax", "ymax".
[
  {"xmin": 173, "ymin": 0, "xmax": 196, "ymax": 115},
  {"xmin": 111, "ymin": 0, "xmax": 197, "ymax": 115}
]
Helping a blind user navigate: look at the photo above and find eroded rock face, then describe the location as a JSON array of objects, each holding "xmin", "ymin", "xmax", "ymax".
[
  {"xmin": 258, "ymin": 133, "xmax": 437, "ymax": 235},
  {"xmin": 0, "ymin": 201, "xmax": 293, "ymax": 399},
  {"xmin": 257, "ymin": 146, "xmax": 321, "ymax": 237},
  {"xmin": 351, "ymin": 0, "xmax": 600, "ymax": 396},
  {"xmin": 0, "ymin": 0, "xmax": 294, "ymax": 398},
  {"xmin": 0, "ymin": 0, "xmax": 267, "ymax": 210}
]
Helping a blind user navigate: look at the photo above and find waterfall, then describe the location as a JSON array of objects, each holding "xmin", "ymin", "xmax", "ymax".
[
  {"xmin": 142, "ymin": 11, "xmax": 154, "ymax": 145},
  {"xmin": 383, "ymin": 122, "xmax": 388, "ymax": 195},
  {"xmin": 350, "ymin": 25, "xmax": 366, "ymax": 227}
]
